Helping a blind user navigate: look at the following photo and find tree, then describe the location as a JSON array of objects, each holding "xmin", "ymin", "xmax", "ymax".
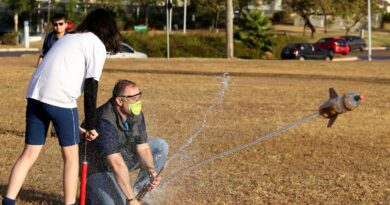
[
  {"xmin": 334, "ymin": 0, "xmax": 365, "ymax": 34},
  {"xmin": 2, "ymin": 0, "xmax": 34, "ymax": 32},
  {"xmin": 2, "ymin": 0, "xmax": 35, "ymax": 44},
  {"xmin": 234, "ymin": 10, "xmax": 275, "ymax": 53},
  {"xmin": 234, "ymin": 0, "xmax": 259, "ymax": 12},
  {"xmin": 193, "ymin": 0, "xmax": 226, "ymax": 31},
  {"xmin": 131, "ymin": 0, "xmax": 165, "ymax": 25},
  {"xmin": 334, "ymin": 0, "xmax": 379, "ymax": 35},
  {"xmin": 315, "ymin": 0, "xmax": 334, "ymax": 33},
  {"xmin": 284, "ymin": 0, "xmax": 318, "ymax": 38}
]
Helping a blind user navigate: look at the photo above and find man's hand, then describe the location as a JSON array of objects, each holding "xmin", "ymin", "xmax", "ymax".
[
  {"xmin": 128, "ymin": 199, "xmax": 141, "ymax": 205},
  {"xmin": 85, "ymin": 129, "xmax": 99, "ymax": 141},
  {"xmin": 150, "ymin": 170, "xmax": 161, "ymax": 189},
  {"xmin": 79, "ymin": 127, "xmax": 98, "ymax": 141}
]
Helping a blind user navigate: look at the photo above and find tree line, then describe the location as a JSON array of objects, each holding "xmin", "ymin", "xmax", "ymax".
[
  {"xmin": 0, "ymin": 0, "xmax": 386, "ymax": 37},
  {"xmin": 285, "ymin": 0, "xmax": 384, "ymax": 38}
]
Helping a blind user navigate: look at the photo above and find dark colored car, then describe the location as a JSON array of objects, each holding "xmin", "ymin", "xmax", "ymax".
[
  {"xmin": 341, "ymin": 35, "xmax": 366, "ymax": 51},
  {"xmin": 281, "ymin": 42, "xmax": 333, "ymax": 61},
  {"xmin": 313, "ymin": 37, "xmax": 350, "ymax": 55}
]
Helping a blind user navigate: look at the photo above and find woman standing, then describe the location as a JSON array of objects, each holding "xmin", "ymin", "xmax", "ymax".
[{"xmin": 2, "ymin": 8, "xmax": 121, "ymax": 205}]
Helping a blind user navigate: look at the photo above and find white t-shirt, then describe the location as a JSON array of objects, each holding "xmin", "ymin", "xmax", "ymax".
[{"xmin": 27, "ymin": 32, "xmax": 107, "ymax": 108}]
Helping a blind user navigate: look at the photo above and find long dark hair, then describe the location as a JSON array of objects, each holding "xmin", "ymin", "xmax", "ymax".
[{"xmin": 76, "ymin": 8, "xmax": 121, "ymax": 53}]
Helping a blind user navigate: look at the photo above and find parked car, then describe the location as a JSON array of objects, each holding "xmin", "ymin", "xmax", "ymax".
[
  {"xmin": 281, "ymin": 42, "xmax": 333, "ymax": 61},
  {"xmin": 66, "ymin": 20, "xmax": 73, "ymax": 32},
  {"xmin": 107, "ymin": 42, "xmax": 148, "ymax": 59},
  {"xmin": 313, "ymin": 37, "xmax": 350, "ymax": 55},
  {"xmin": 340, "ymin": 35, "xmax": 366, "ymax": 51}
]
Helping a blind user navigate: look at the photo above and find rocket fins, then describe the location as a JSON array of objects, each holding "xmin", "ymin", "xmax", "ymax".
[
  {"xmin": 327, "ymin": 115, "xmax": 338, "ymax": 128},
  {"xmin": 329, "ymin": 88, "xmax": 338, "ymax": 99}
]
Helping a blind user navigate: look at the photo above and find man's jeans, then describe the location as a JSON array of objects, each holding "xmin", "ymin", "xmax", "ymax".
[{"xmin": 86, "ymin": 138, "xmax": 169, "ymax": 205}]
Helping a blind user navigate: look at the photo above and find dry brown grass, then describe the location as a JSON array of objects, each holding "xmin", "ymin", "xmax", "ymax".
[{"xmin": 0, "ymin": 57, "xmax": 389, "ymax": 204}]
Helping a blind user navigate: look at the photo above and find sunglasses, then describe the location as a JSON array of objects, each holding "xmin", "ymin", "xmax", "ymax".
[{"xmin": 53, "ymin": 22, "xmax": 64, "ymax": 26}]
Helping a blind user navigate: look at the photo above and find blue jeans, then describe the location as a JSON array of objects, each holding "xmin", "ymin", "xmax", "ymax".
[{"xmin": 86, "ymin": 138, "xmax": 168, "ymax": 205}]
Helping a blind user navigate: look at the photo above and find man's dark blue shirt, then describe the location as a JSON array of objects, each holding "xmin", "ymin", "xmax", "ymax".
[{"xmin": 41, "ymin": 31, "xmax": 67, "ymax": 57}]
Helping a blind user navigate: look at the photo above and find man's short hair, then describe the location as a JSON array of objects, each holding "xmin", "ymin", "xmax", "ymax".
[
  {"xmin": 51, "ymin": 13, "xmax": 67, "ymax": 23},
  {"xmin": 112, "ymin": 80, "xmax": 137, "ymax": 98}
]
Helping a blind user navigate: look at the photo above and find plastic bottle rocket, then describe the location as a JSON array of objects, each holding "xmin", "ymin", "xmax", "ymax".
[{"xmin": 319, "ymin": 88, "xmax": 364, "ymax": 127}]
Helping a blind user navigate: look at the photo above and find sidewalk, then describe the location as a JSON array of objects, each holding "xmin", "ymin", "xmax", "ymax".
[
  {"xmin": 365, "ymin": 47, "xmax": 388, "ymax": 51},
  {"xmin": 0, "ymin": 39, "xmax": 42, "ymax": 52},
  {"xmin": 0, "ymin": 47, "xmax": 39, "ymax": 52},
  {"xmin": 332, "ymin": 56, "xmax": 359, "ymax": 61}
]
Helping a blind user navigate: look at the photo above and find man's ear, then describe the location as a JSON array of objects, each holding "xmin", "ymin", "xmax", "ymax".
[{"xmin": 115, "ymin": 97, "xmax": 123, "ymax": 106}]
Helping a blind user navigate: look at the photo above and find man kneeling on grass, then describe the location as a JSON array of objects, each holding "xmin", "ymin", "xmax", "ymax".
[{"xmin": 80, "ymin": 79, "xmax": 168, "ymax": 205}]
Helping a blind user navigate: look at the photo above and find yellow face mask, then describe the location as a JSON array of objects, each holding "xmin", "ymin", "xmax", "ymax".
[{"xmin": 128, "ymin": 101, "xmax": 142, "ymax": 116}]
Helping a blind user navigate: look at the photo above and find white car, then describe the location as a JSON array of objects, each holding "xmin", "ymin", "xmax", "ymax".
[{"xmin": 107, "ymin": 42, "xmax": 147, "ymax": 59}]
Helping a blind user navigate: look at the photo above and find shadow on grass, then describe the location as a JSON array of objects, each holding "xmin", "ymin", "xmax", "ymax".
[{"xmin": 0, "ymin": 184, "xmax": 63, "ymax": 205}]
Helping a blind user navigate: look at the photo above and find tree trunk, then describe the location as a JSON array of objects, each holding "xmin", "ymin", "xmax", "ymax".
[
  {"xmin": 215, "ymin": 11, "xmax": 220, "ymax": 32},
  {"xmin": 14, "ymin": 13, "xmax": 19, "ymax": 45},
  {"xmin": 14, "ymin": 13, "xmax": 18, "ymax": 32},
  {"xmin": 145, "ymin": 6, "xmax": 149, "ymax": 25},
  {"xmin": 226, "ymin": 0, "xmax": 234, "ymax": 59},
  {"xmin": 302, "ymin": 17, "xmax": 316, "ymax": 39},
  {"xmin": 324, "ymin": 14, "xmax": 327, "ymax": 33},
  {"xmin": 307, "ymin": 21, "xmax": 316, "ymax": 39}
]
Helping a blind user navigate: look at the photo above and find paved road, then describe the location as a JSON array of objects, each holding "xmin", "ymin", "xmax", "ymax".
[
  {"xmin": 350, "ymin": 48, "xmax": 390, "ymax": 60},
  {"xmin": 0, "ymin": 48, "xmax": 389, "ymax": 60}
]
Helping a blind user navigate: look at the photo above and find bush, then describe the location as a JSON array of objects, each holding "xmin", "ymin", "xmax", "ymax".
[
  {"xmin": 0, "ymin": 32, "xmax": 19, "ymax": 45},
  {"xmin": 124, "ymin": 32, "xmax": 248, "ymax": 58},
  {"xmin": 234, "ymin": 11, "xmax": 275, "ymax": 53},
  {"xmin": 122, "ymin": 31, "xmax": 306, "ymax": 59}
]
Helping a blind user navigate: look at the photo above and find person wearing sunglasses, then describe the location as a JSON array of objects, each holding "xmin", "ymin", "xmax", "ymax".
[
  {"xmin": 37, "ymin": 13, "xmax": 68, "ymax": 65},
  {"xmin": 79, "ymin": 80, "xmax": 168, "ymax": 205},
  {"xmin": 2, "ymin": 8, "xmax": 121, "ymax": 205}
]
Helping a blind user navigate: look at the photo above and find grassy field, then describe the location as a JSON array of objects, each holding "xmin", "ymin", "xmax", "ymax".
[{"xmin": 0, "ymin": 57, "xmax": 389, "ymax": 204}]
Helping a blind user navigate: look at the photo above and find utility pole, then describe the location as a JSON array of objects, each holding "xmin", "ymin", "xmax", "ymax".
[
  {"xmin": 37, "ymin": 3, "xmax": 41, "ymax": 33},
  {"xmin": 169, "ymin": 2, "xmax": 173, "ymax": 32},
  {"xmin": 367, "ymin": 0, "xmax": 372, "ymax": 61},
  {"xmin": 226, "ymin": 0, "xmax": 234, "ymax": 59},
  {"xmin": 183, "ymin": 0, "xmax": 187, "ymax": 34},
  {"xmin": 166, "ymin": 0, "xmax": 172, "ymax": 59},
  {"xmin": 47, "ymin": 0, "xmax": 51, "ymax": 24}
]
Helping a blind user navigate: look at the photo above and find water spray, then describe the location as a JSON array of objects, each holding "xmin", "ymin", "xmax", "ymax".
[
  {"xmin": 160, "ymin": 88, "xmax": 364, "ymax": 186},
  {"xmin": 166, "ymin": 73, "xmax": 230, "ymax": 165}
]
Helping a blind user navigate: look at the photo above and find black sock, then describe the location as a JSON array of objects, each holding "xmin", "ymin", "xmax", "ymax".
[{"xmin": 2, "ymin": 197, "xmax": 15, "ymax": 205}]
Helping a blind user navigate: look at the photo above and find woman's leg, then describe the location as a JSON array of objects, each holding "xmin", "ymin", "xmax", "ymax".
[
  {"xmin": 61, "ymin": 145, "xmax": 79, "ymax": 205},
  {"xmin": 5, "ymin": 144, "xmax": 43, "ymax": 199},
  {"xmin": 61, "ymin": 145, "xmax": 79, "ymax": 204},
  {"xmin": 4, "ymin": 99, "xmax": 50, "ymax": 202},
  {"xmin": 47, "ymin": 104, "xmax": 80, "ymax": 205}
]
